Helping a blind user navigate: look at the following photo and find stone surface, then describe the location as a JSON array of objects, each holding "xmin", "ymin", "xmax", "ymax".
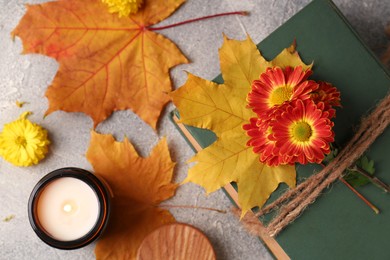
[{"xmin": 0, "ymin": 0, "xmax": 389, "ymax": 259}]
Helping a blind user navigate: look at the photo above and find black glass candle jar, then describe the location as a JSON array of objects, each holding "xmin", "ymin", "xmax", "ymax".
[{"xmin": 28, "ymin": 167, "xmax": 111, "ymax": 250}]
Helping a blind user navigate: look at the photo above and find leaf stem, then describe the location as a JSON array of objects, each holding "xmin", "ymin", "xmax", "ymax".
[
  {"xmin": 349, "ymin": 165, "xmax": 390, "ymax": 193},
  {"xmin": 160, "ymin": 204, "xmax": 226, "ymax": 214},
  {"xmin": 339, "ymin": 177, "xmax": 380, "ymax": 214},
  {"xmin": 147, "ymin": 11, "xmax": 249, "ymax": 31}
]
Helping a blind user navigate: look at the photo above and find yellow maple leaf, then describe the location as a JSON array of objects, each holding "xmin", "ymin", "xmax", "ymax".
[
  {"xmin": 86, "ymin": 131, "xmax": 177, "ymax": 259},
  {"xmin": 12, "ymin": 0, "xmax": 188, "ymax": 129},
  {"xmin": 170, "ymin": 35, "xmax": 311, "ymax": 216}
]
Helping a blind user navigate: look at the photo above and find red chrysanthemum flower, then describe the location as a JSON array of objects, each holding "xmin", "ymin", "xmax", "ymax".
[
  {"xmin": 271, "ymin": 99, "xmax": 335, "ymax": 165},
  {"xmin": 310, "ymin": 81, "xmax": 341, "ymax": 118},
  {"xmin": 247, "ymin": 66, "xmax": 318, "ymax": 118},
  {"xmin": 243, "ymin": 118, "xmax": 282, "ymax": 166}
]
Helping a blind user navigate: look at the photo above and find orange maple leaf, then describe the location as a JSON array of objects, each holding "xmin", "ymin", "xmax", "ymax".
[
  {"xmin": 86, "ymin": 131, "xmax": 177, "ymax": 259},
  {"xmin": 12, "ymin": 0, "xmax": 188, "ymax": 129}
]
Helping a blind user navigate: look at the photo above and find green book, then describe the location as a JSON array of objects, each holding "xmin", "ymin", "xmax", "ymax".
[{"xmin": 171, "ymin": 0, "xmax": 390, "ymax": 259}]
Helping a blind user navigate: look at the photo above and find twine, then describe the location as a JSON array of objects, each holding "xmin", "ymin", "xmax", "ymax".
[{"xmin": 241, "ymin": 92, "xmax": 390, "ymax": 237}]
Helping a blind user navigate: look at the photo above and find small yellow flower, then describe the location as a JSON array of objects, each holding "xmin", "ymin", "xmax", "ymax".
[
  {"xmin": 0, "ymin": 112, "xmax": 50, "ymax": 167},
  {"xmin": 102, "ymin": 0, "xmax": 143, "ymax": 17}
]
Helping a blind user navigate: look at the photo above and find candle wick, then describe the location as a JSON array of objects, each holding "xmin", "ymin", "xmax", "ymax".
[{"xmin": 63, "ymin": 204, "xmax": 72, "ymax": 213}]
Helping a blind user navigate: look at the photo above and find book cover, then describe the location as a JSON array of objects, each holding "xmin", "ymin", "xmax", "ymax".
[{"xmin": 171, "ymin": 0, "xmax": 390, "ymax": 259}]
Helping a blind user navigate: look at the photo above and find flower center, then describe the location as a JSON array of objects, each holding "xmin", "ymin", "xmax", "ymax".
[
  {"xmin": 269, "ymin": 86, "xmax": 293, "ymax": 106},
  {"xmin": 15, "ymin": 136, "xmax": 27, "ymax": 147},
  {"xmin": 291, "ymin": 121, "xmax": 312, "ymax": 142}
]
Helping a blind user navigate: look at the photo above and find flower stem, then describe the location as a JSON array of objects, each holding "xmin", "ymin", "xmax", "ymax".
[
  {"xmin": 339, "ymin": 177, "xmax": 380, "ymax": 214},
  {"xmin": 160, "ymin": 204, "xmax": 226, "ymax": 214},
  {"xmin": 320, "ymin": 163, "xmax": 379, "ymax": 213},
  {"xmin": 147, "ymin": 11, "xmax": 248, "ymax": 31},
  {"xmin": 349, "ymin": 165, "xmax": 390, "ymax": 193}
]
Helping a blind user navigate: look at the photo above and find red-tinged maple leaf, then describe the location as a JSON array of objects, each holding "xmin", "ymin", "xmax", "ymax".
[{"xmin": 12, "ymin": 0, "xmax": 188, "ymax": 129}]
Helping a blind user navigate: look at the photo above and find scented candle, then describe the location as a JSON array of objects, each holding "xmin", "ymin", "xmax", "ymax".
[{"xmin": 28, "ymin": 168, "xmax": 111, "ymax": 249}]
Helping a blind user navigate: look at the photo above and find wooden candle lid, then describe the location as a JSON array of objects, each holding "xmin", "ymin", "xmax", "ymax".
[{"xmin": 137, "ymin": 223, "xmax": 216, "ymax": 260}]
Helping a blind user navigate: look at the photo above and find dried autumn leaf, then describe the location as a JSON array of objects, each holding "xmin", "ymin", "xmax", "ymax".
[
  {"xmin": 12, "ymin": 0, "xmax": 188, "ymax": 129},
  {"xmin": 86, "ymin": 131, "xmax": 177, "ymax": 259},
  {"xmin": 170, "ymin": 35, "xmax": 311, "ymax": 215}
]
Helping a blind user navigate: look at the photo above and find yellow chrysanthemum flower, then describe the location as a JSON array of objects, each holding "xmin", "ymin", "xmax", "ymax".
[
  {"xmin": 0, "ymin": 112, "xmax": 50, "ymax": 167},
  {"xmin": 102, "ymin": 0, "xmax": 143, "ymax": 17}
]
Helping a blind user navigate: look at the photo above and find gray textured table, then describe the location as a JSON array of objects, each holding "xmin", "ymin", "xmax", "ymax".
[{"xmin": 0, "ymin": 0, "xmax": 389, "ymax": 259}]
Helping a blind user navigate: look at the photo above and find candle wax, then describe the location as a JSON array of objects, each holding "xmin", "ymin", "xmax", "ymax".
[{"xmin": 36, "ymin": 177, "xmax": 100, "ymax": 241}]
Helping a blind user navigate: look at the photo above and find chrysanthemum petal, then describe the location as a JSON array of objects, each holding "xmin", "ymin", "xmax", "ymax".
[
  {"xmin": 101, "ymin": 0, "xmax": 143, "ymax": 17},
  {"xmin": 310, "ymin": 81, "xmax": 341, "ymax": 116},
  {"xmin": 247, "ymin": 66, "xmax": 318, "ymax": 118},
  {"xmin": 0, "ymin": 115, "xmax": 50, "ymax": 167},
  {"xmin": 243, "ymin": 117, "xmax": 283, "ymax": 165},
  {"xmin": 244, "ymin": 65, "xmax": 340, "ymax": 166},
  {"xmin": 271, "ymin": 99, "xmax": 334, "ymax": 164}
]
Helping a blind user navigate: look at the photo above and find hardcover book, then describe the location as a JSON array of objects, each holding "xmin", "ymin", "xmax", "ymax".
[{"xmin": 171, "ymin": 0, "xmax": 390, "ymax": 259}]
